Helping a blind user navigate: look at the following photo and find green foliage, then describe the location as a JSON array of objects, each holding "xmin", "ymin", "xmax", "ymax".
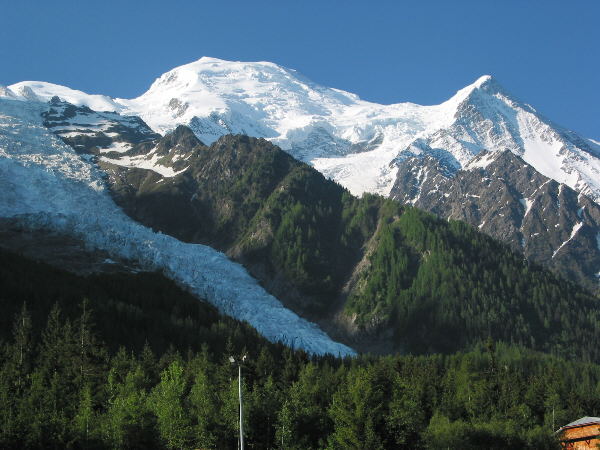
[
  {"xmin": 127, "ymin": 134, "xmax": 600, "ymax": 361},
  {"xmin": 276, "ymin": 362, "xmax": 338, "ymax": 449},
  {"xmin": 327, "ymin": 365, "xmax": 390, "ymax": 449},
  {"xmin": 188, "ymin": 367, "xmax": 218, "ymax": 448},
  {"xmin": 347, "ymin": 205, "xmax": 600, "ymax": 360},
  {"xmin": 104, "ymin": 365, "xmax": 154, "ymax": 448},
  {"xmin": 1, "ymin": 256, "xmax": 597, "ymax": 448},
  {"xmin": 148, "ymin": 360, "xmax": 191, "ymax": 449}
]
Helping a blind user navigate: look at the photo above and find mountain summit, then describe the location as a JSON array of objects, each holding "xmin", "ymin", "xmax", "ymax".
[{"xmin": 8, "ymin": 58, "xmax": 600, "ymax": 203}]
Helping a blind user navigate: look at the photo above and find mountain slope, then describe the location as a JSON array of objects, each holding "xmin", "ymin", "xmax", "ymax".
[
  {"xmin": 98, "ymin": 127, "xmax": 600, "ymax": 360},
  {"xmin": 0, "ymin": 96, "xmax": 355, "ymax": 357},
  {"xmin": 3, "ymin": 60, "xmax": 600, "ymax": 353},
  {"xmin": 27, "ymin": 74, "xmax": 600, "ymax": 290},
  {"xmin": 391, "ymin": 150, "xmax": 600, "ymax": 292},
  {"xmin": 42, "ymin": 96, "xmax": 159, "ymax": 154},
  {"xmin": 7, "ymin": 60, "xmax": 600, "ymax": 292}
]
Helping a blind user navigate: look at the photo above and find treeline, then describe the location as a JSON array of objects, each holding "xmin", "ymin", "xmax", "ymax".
[
  {"xmin": 109, "ymin": 133, "xmax": 600, "ymax": 360},
  {"xmin": 5, "ymin": 301, "xmax": 600, "ymax": 449},
  {"xmin": 346, "ymin": 205, "xmax": 600, "ymax": 360},
  {"xmin": 1, "ymin": 248, "xmax": 599, "ymax": 448}
]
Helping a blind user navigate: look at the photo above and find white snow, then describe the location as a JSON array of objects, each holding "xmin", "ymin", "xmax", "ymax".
[
  {"xmin": 9, "ymin": 81, "xmax": 122, "ymax": 112},
  {"xmin": 7, "ymin": 59, "xmax": 491, "ymax": 196},
  {"xmin": 0, "ymin": 85, "xmax": 18, "ymax": 99},
  {"xmin": 100, "ymin": 145, "xmax": 187, "ymax": 177},
  {"xmin": 0, "ymin": 97, "xmax": 355, "ymax": 357},
  {"xmin": 465, "ymin": 151, "xmax": 498, "ymax": 170},
  {"xmin": 552, "ymin": 222, "xmax": 583, "ymax": 259},
  {"xmin": 100, "ymin": 141, "xmax": 132, "ymax": 153},
  {"xmin": 519, "ymin": 197, "xmax": 534, "ymax": 217},
  {"xmin": 9, "ymin": 58, "xmax": 600, "ymax": 205}
]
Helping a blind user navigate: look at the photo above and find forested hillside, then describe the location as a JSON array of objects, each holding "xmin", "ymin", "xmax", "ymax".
[
  {"xmin": 102, "ymin": 131, "xmax": 600, "ymax": 360},
  {"xmin": 1, "ymin": 248, "xmax": 599, "ymax": 449}
]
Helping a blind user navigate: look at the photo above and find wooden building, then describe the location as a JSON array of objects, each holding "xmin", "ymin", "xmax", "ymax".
[{"xmin": 557, "ymin": 417, "xmax": 600, "ymax": 449}]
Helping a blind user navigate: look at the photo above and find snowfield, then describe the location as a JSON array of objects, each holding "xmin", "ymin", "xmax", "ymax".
[
  {"xmin": 8, "ymin": 57, "xmax": 600, "ymax": 204},
  {"xmin": 0, "ymin": 97, "xmax": 355, "ymax": 357}
]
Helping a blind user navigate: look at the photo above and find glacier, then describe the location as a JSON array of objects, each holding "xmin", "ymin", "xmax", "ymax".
[{"xmin": 0, "ymin": 96, "xmax": 355, "ymax": 357}]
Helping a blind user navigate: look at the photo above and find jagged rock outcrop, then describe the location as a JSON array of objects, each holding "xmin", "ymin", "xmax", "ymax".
[{"xmin": 391, "ymin": 150, "xmax": 600, "ymax": 293}]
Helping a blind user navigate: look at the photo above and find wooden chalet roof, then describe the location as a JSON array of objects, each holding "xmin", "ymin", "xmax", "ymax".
[{"xmin": 559, "ymin": 417, "xmax": 600, "ymax": 431}]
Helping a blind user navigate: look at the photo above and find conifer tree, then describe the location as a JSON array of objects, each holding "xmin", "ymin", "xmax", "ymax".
[{"xmin": 148, "ymin": 360, "xmax": 191, "ymax": 449}]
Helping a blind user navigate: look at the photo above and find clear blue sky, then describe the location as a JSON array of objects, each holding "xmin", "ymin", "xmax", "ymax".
[{"xmin": 1, "ymin": 0, "xmax": 598, "ymax": 139}]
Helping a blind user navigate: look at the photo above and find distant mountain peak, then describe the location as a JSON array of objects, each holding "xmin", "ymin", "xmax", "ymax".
[
  {"xmin": 445, "ymin": 74, "xmax": 509, "ymax": 109},
  {"xmin": 473, "ymin": 74, "xmax": 493, "ymax": 86},
  {"xmin": 6, "ymin": 58, "xmax": 600, "ymax": 203}
]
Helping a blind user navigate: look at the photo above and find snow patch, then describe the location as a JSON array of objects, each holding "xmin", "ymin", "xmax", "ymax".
[
  {"xmin": 552, "ymin": 222, "xmax": 583, "ymax": 259},
  {"xmin": 101, "ymin": 145, "xmax": 186, "ymax": 177},
  {"xmin": 465, "ymin": 152, "xmax": 497, "ymax": 170},
  {"xmin": 519, "ymin": 197, "xmax": 534, "ymax": 218},
  {"xmin": 100, "ymin": 141, "xmax": 132, "ymax": 153}
]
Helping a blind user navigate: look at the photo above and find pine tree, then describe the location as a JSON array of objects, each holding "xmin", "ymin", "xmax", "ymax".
[
  {"xmin": 188, "ymin": 368, "xmax": 218, "ymax": 449},
  {"xmin": 148, "ymin": 360, "xmax": 191, "ymax": 449}
]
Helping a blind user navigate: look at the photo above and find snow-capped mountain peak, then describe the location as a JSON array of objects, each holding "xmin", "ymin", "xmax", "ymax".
[
  {"xmin": 448, "ymin": 74, "xmax": 495, "ymax": 102},
  {"xmin": 116, "ymin": 56, "xmax": 363, "ymax": 142},
  {"xmin": 400, "ymin": 72, "xmax": 600, "ymax": 203},
  {"xmin": 9, "ymin": 80, "xmax": 122, "ymax": 112},
  {"xmin": 7, "ymin": 58, "xmax": 600, "ymax": 203}
]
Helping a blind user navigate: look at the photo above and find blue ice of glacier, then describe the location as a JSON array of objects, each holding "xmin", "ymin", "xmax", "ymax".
[{"xmin": 0, "ymin": 97, "xmax": 355, "ymax": 357}]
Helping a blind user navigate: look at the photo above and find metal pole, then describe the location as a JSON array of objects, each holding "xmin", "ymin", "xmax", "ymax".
[{"xmin": 239, "ymin": 363, "xmax": 244, "ymax": 450}]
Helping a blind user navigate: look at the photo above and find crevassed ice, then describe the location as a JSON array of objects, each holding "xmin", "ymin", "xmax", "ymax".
[{"xmin": 0, "ymin": 97, "xmax": 355, "ymax": 357}]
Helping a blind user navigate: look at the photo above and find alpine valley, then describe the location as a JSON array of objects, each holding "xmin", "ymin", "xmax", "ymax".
[
  {"xmin": 6, "ymin": 57, "xmax": 600, "ymax": 293},
  {"xmin": 2, "ymin": 56, "xmax": 600, "ymax": 449},
  {"xmin": 2, "ymin": 57, "xmax": 600, "ymax": 357}
]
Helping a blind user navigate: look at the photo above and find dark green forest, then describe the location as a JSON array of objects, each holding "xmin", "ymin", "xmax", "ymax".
[
  {"xmin": 3, "ymin": 131, "xmax": 599, "ymax": 448},
  {"xmin": 109, "ymin": 133, "xmax": 600, "ymax": 360},
  {"xmin": 1, "ymin": 248, "xmax": 599, "ymax": 449}
]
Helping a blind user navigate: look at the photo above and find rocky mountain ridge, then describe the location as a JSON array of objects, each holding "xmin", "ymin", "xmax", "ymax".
[
  {"xmin": 391, "ymin": 150, "xmax": 600, "ymax": 292},
  {"xmin": 91, "ymin": 126, "xmax": 600, "ymax": 357}
]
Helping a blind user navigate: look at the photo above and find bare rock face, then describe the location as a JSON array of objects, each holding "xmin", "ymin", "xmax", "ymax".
[
  {"xmin": 42, "ymin": 97, "xmax": 160, "ymax": 155},
  {"xmin": 391, "ymin": 150, "xmax": 600, "ymax": 293}
]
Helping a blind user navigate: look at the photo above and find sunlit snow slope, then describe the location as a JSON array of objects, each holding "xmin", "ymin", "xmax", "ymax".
[
  {"xmin": 8, "ymin": 57, "xmax": 600, "ymax": 202},
  {"xmin": 0, "ymin": 97, "xmax": 355, "ymax": 357}
]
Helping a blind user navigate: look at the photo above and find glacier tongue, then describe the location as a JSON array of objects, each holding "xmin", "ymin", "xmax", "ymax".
[{"xmin": 0, "ymin": 97, "xmax": 355, "ymax": 357}]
